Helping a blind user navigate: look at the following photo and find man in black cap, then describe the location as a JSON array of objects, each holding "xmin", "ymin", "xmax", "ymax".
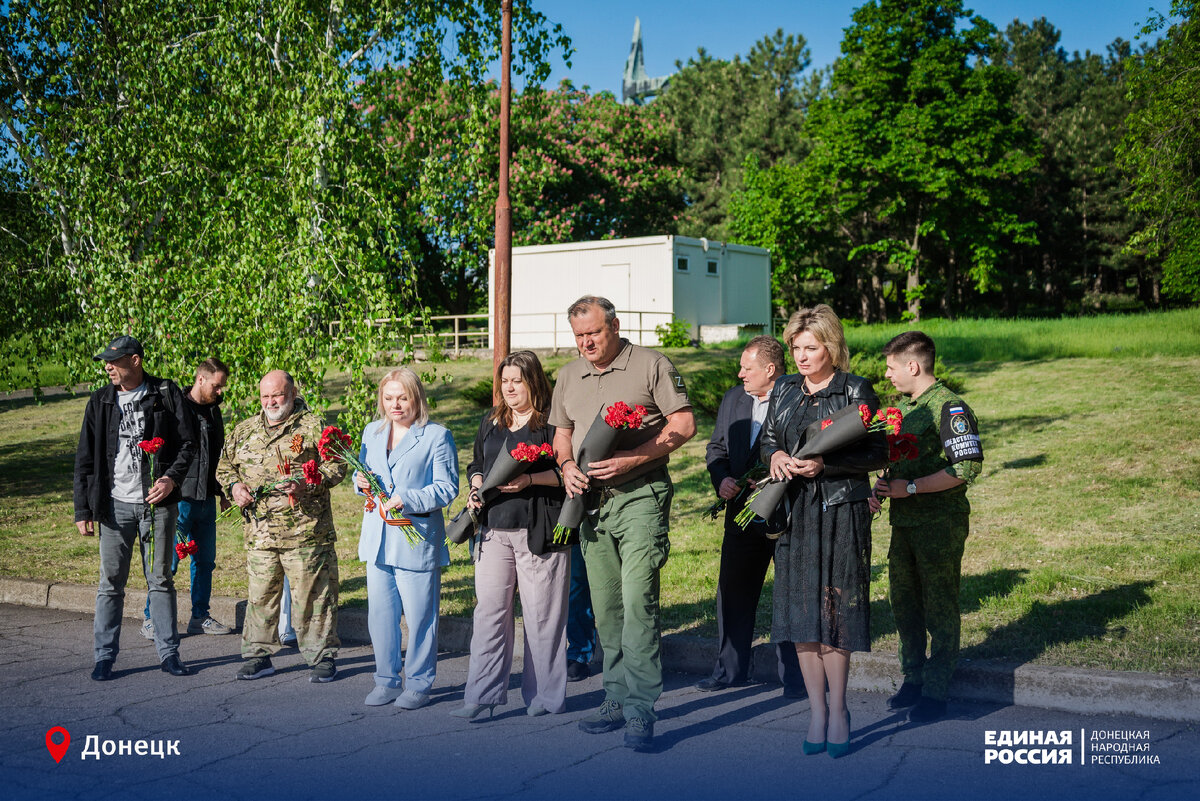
[{"xmin": 74, "ymin": 335, "xmax": 197, "ymax": 680}]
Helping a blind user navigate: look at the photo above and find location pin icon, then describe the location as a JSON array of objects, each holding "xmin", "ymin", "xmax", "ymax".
[{"xmin": 46, "ymin": 727, "xmax": 70, "ymax": 763}]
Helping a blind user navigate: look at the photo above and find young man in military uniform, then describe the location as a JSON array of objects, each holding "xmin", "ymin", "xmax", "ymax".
[
  {"xmin": 551, "ymin": 295, "xmax": 696, "ymax": 751},
  {"xmin": 217, "ymin": 370, "xmax": 347, "ymax": 683},
  {"xmin": 872, "ymin": 331, "xmax": 983, "ymax": 723}
]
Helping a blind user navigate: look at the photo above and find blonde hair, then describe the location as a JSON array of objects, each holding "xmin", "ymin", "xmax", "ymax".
[
  {"xmin": 782, "ymin": 304, "xmax": 849, "ymax": 371},
  {"xmin": 374, "ymin": 368, "xmax": 430, "ymax": 433}
]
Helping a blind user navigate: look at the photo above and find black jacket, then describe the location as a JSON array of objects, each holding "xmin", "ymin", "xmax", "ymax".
[
  {"xmin": 73, "ymin": 374, "xmax": 197, "ymax": 523},
  {"xmin": 759, "ymin": 370, "xmax": 887, "ymax": 507},
  {"xmin": 179, "ymin": 386, "xmax": 225, "ymax": 502},
  {"xmin": 706, "ymin": 386, "xmax": 762, "ymax": 493}
]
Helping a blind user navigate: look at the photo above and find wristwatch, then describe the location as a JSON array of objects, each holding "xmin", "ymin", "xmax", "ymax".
[{"xmin": 906, "ymin": 480, "xmax": 918, "ymax": 495}]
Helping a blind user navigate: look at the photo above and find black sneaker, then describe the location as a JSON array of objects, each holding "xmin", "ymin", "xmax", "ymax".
[
  {"xmin": 623, "ymin": 716, "xmax": 655, "ymax": 751},
  {"xmin": 310, "ymin": 657, "xmax": 337, "ymax": 683},
  {"xmin": 578, "ymin": 699, "xmax": 624, "ymax": 734},
  {"xmin": 237, "ymin": 656, "xmax": 275, "ymax": 680},
  {"xmin": 566, "ymin": 660, "xmax": 590, "ymax": 682},
  {"xmin": 887, "ymin": 681, "xmax": 923, "ymax": 709},
  {"xmin": 908, "ymin": 697, "xmax": 948, "ymax": 723}
]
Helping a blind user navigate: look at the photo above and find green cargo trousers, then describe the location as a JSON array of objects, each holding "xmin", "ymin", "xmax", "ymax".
[
  {"xmin": 580, "ymin": 471, "xmax": 673, "ymax": 723},
  {"xmin": 243, "ymin": 544, "xmax": 340, "ymax": 666},
  {"xmin": 887, "ymin": 515, "xmax": 969, "ymax": 701}
]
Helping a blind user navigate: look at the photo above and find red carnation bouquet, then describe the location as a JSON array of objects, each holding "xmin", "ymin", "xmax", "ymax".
[
  {"xmin": 318, "ymin": 425, "xmax": 419, "ymax": 545},
  {"xmin": 137, "ymin": 437, "xmax": 165, "ymax": 563},
  {"xmin": 446, "ymin": 440, "xmax": 555, "ymax": 545},
  {"xmin": 552, "ymin": 402, "xmax": 647, "ymax": 544},
  {"xmin": 735, "ymin": 404, "xmax": 901, "ymax": 530},
  {"xmin": 873, "ymin": 427, "xmax": 919, "ymax": 518}
]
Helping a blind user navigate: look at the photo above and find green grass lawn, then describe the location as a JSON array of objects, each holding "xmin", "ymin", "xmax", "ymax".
[{"xmin": 3, "ymin": 312, "xmax": 1198, "ymax": 675}]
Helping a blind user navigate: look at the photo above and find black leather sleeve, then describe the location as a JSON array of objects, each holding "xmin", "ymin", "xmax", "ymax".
[{"xmin": 823, "ymin": 375, "xmax": 888, "ymax": 477}]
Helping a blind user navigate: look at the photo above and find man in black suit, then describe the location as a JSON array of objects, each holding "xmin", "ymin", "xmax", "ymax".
[{"xmin": 698, "ymin": 335, "xmax": 803, "ymax": 696}]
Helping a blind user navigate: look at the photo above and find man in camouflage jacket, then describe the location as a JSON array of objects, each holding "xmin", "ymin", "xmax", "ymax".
[
  {"xmin": 872, "ymin": 332, "xmax": 983, "ymax": 723},
  {"xmin": 217, "ymin": 370, "xmax": 347, "ymax": 683}
]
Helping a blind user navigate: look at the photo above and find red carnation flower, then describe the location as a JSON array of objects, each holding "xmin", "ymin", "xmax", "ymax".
[
  {"xmin": 137, "ymin": 437, "xmax": 165, "ymax": 455},
  {"xmin": 302, "ymin": 459, "xmax": 321, "ymax": 486}
]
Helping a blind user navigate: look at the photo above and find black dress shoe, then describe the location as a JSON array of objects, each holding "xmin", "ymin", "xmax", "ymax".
[
  {"xmin": 887, "ymin": 681, "xmax": 923, "ymax": 709},
  {"xmin": 908, "ymin": 697, "xmax": 948, "ymax": 723},
  {"xmin": 160, "ymin": 655, "xmax": 192, "ymax": 676},
  {"xmin": 566, "ymin": 660, "xmax": 591, "ymax": 682},
  {"xmin": 90, "ymin": 659, "xmax": 114, "ymax": 681},
  {"xmin": 695, "ymin": 677, "xmax": 731, "ymax": 692},
  {"xmin": 783, "ymin": 684, "xmax": 808, "ymax": 700}
]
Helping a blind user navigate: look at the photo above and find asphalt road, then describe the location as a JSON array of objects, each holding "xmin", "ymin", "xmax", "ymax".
[{"xmin": 1, "ymin": 604, "xmax": 1195, "ymax": 801}]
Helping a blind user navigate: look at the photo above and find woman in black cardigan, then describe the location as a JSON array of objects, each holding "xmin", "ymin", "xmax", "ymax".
[{"xmin": 451, "ymin": 351, "xmax": 568, "ymax": 719}]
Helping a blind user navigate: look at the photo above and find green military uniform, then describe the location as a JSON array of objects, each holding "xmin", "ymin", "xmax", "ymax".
[
  {"xmin": 549, "ymin": 339, "xmax": 690, "ymax": 724},
  {"xmin": 216, "ymin": 399, "xmax": 347, "ymax": 666},
  {"xmin": 887, "ymin": 380, "xmax": 983, "ymax": 702}
]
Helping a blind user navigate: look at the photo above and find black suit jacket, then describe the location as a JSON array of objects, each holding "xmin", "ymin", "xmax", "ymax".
[{"xmin": 706, "ymin": 385, "xmax": 764, "ymax": 494}]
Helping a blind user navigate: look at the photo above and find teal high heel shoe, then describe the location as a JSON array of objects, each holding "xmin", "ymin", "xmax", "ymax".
[
  {"xmin": 802, "ymin": 739, "xmax": 826, "ymax": 755},
  {"xmin": 449, "ymin": 703, "xmax": 497, "ymax": 720},
  {"xmin": 827, "ymin": 711, "xmax": 852, "ymax": 759}
]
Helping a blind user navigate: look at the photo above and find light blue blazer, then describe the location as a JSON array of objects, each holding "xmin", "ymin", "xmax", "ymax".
[{"xmin": 355, "ymin": 421, "xmax": 458, "ymax": 571}]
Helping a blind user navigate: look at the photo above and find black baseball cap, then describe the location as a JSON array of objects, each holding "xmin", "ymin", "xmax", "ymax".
[{"xmin": 93, "ymin": 335, "xmax": 144, "ymax": 362}]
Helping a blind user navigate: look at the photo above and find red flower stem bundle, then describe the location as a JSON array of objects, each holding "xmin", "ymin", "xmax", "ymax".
[
  {"xmin": 553, "ymin": 403, "xmax": 645, "ymax": 544},
  {"xmin": 318, "ymin": 426, "xmax": 420, "ymax": 546}
]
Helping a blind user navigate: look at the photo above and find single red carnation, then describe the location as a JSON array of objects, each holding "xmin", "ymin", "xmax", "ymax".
[{"xmin": 138, "ymin": 437, "xmax": 165, "ymax": 455}]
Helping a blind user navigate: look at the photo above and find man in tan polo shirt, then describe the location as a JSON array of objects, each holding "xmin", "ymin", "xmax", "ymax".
[{"xmin": 550, "ymin": 295, "xmax": 696, "ymax": 751}]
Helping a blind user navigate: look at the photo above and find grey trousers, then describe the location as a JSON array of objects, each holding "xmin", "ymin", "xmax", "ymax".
[{"xmin": 95, "ymin": 500, "xmax": 180, "ymax": 663}]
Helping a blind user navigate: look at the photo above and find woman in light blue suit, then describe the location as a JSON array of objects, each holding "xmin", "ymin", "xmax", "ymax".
[{"xmin": 354, "ymin": 367, "xmax": 458, "ymax": 710}]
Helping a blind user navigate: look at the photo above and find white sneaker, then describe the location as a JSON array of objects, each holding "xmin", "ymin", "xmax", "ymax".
[
  {"xmin": 140, "ymin": 618, "xmax": 155, "ymax": 640},
  {"xmin": 394, "ymin": 690, "xmax": 430, "ymax": 710},
  {"xmin": 365, "ymin": 686, "xmax": 403, "ymax": 706},
  {"xmin": 187, "ymin": 616, "xmax": 232, "ymax": 635}
]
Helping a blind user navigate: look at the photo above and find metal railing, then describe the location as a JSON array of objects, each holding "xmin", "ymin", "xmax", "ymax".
[{"xmin": 330, "ymin": 310, "xmax": 671, "ymax": 356}]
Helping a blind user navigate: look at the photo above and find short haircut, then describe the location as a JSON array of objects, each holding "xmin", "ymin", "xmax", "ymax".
[
  {"xmin": 781, "ymin": 304, "xmax": 849, "ymax": 371},
  {"xmin": 882, "ymin": 330, "xmax": 936, "ymax": 372},
  {"xmin": 567, "ymin": 295, "xmax": 617, "ymax": 325},
  {"xmin": 197, "ymin": 357, "xmax": 230, "ymax": 376},
  {"xmin": 490, "ymin": 350, "xmax": 553, "ymax": 431},
  {"xmin": 745, "ymin": 335, "xmax": 785, "ymax": 375},
  {"xmin": 374, "ymin": 368, "xmax": 430, "ymax": 432}
]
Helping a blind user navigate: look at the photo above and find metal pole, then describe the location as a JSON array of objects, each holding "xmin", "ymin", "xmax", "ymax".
[{"xmin": 492, "ymin": 0, "xmax": 513, "ymax": 403}]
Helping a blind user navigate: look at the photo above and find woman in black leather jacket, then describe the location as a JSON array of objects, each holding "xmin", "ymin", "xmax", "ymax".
[{"xmin": 760, "ymin": 305, "xmax": 886, "ymax": 757}]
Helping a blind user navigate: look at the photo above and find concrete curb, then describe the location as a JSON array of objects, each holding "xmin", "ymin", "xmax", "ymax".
[{"xmin": 4, "ymin": 575, "xmax": 1198, "ymax": 722}]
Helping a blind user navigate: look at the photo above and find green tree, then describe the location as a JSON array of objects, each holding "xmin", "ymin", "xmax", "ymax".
[
  {"xmin": 0, "ymin": 0, "xmax": 567, "ymax": 424},
  {"xmin": 1119, "ymin": 0, "xmax": 1200, "ymax": 302},
  {"xmin": 656, "ymin": 29, "xmax": 815, "ymax": 240},
  {"xmin": 368, "ymin": 78, "xmax": 683, "ymax": 314},
  {"xmin": 733, "ymin": 0, "xmax": 1036, "ymax": 321}
]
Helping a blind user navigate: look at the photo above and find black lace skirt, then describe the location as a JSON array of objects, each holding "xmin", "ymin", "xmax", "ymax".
[{"xmin": 771, "ymin": 480, "xmax": 872, "ymax": 652}]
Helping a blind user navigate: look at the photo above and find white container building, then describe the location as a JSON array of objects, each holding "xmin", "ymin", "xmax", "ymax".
[{"xmin": 487, "ymin": 235, "xmax": 771, "ymax": 350}]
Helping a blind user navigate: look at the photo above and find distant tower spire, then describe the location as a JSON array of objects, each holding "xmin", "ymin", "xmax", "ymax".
[{"xmin": 622, "ymin": 17, "xmax": 670, "ymax": 105}]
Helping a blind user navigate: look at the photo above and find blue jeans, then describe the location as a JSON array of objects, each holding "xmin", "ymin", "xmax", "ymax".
[
  {"xmin": 566, "ymin": 542, "xmax": 596, "ymax": 664},
  {"xmin": 144, "ymin": 497, "xmax": 218, "ymax": 621}
]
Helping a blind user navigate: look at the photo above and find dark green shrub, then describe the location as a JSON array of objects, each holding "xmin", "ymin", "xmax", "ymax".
[
  {"xmin": 686, "ymin": 361, "xmax": 740, "ymax": 417},
  {"xmin": 460, "ymin": 379, "xmax": 493, "ymax": 407}
]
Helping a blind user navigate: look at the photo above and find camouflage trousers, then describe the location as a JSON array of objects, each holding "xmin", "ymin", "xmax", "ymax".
[
  {"xmin": 243, "ymin": 544, "xmax": 340, "ymax": 665},
  {"xmin": 887, "ymin": 516, "xmax": 969, "ymax": 701}
]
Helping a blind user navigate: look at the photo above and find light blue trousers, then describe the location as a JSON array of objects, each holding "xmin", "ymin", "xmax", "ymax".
[{"xmin": 366, "ymin": 561, "xmax": 441, "ymax": 693}]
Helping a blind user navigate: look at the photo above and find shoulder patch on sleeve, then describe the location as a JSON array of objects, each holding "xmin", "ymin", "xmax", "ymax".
[
  {"xmin": 668, "ymin": 369, "xmax": 687, "ymax": 395},
  {"xmin": 939, "ymin": 400, "xmax": 982, "ymax": 463}
]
